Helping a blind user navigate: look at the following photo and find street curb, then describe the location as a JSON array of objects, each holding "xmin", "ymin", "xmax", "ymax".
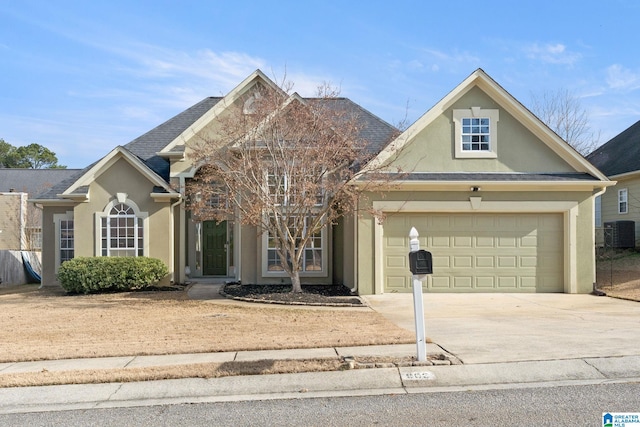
[{"xmin": 1, "ymin": 357, "xmax": 639, "ymax": 414}]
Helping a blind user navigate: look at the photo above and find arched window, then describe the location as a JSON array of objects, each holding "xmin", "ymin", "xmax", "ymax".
[{"xmin": 100, "ymin": 202, "xmax": 144, "ymax": 257}]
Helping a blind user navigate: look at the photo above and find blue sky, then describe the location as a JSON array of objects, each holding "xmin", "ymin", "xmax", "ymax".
[{"xmin": 1, "ymin": 0, "xmax": 640, "ymax": 168}]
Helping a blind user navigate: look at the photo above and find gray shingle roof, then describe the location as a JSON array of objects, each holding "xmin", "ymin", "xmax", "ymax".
[
  {"xmin": 32, "ymin": 95, "xmax": 398, "ymax": 201},
  {"xmin": 124, "ymin": 97, "xmax": 223, "ymax": 179},
  {"xmin": 307, "ymin": 98, "xmax": 399, "ymax": 155},
  {"xmin": 587, "ymin": 120, "xmax": 640, "ymax": 176},
  {"xmin": 34, "ymin": 98, "xmax": 222, "ymax": 200},
  {"xmin": 32, "ymin": 163, "xmax": 96, "ymax": 200},
  {"xmin": 0, "ymin": 168, "xmax": 83, "ymax": 196}
]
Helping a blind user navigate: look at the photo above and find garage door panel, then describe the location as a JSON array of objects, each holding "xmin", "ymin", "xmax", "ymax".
[
  {"xmin": 497, "ymin": 236, "xmax": 517, "ymax": 247},
  {"xmin": 383, "ymin": 213, "xmax": 564, "ymax": 293},
  {"xmin": 386, "ymin": 255, "xmax": 406, "ymax": 268},
  {"xmin": 497, "ymin": 256, "xmax": 517, "ymax": 268},
  {"xmin": 432, "ymin": 255, "xmax": 450, "ymax": 268},
  {"xmin": 476, "ymin": 276, "xmax": 496, "ymax": 288},
  {"xmin": 453, "ymin": 216, "xmax": 473, "ymax": 228},
  {"xmin": 386, "ymin": 275, "xmax": 408, "ymax": 290},
  {"xmin": 453, "ymin": 256, "xmax": 473, "ymax": 268},
  {"xmin": 453, "ymin": 236, "xmax": 473, "ymax": 247},
  {"xmin": 431, "ymin": 236, "xmax": 450, "ymax": 247},
  {"xmin": 521, "ymin": 276, "xmax": 537, "ymax": 289},
  {"xmin": 476, "ymin": 236, "xmax": 495, "ymax": 247},
  {"xmin": 453, "ymin": 276, "xmax": 473, "ymax": 288},
  {"xmin": 431, "ymin": 276, "xmax": 451, "ymax": 289},
  {"xmin": 386, "ymin": 236, "xmax": 406, "ymax": 248},
  {"xmin": 498, "ymin": 276, "xmax": 518, "ymax": 288},
  {"xmin": 476, "ymin": 256, "xmax": 494, "ymax": 268}
]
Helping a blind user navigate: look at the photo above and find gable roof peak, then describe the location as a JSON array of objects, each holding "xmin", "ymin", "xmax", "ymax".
[{"xmin": 363, "ymin": 69, "xmax": 608, "ymax": 181}]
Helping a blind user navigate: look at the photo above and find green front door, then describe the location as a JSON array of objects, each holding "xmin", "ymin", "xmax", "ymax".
[{"xmin": 203, "ymin": 220, "xmax": 227, "ymax": 276}]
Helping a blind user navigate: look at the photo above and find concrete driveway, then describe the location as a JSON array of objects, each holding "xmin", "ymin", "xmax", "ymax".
[{"xmin": 363, "ymin": 293, "xmax": 640, "ymax": 364}]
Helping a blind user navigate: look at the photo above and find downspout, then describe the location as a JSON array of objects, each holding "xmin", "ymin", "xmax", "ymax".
[
  {"xmin": 592, "ymin": 187, "xmax": 607, "ymax": 295},
  {"xmin": 351, "ymin": 203, "xmax": 359, "ymax": 294},
  {"xmin": 169, "ymin": 195, "xmax": 183, "ymax": 284}
]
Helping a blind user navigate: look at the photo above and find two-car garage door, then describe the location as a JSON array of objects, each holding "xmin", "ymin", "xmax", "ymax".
[{"xmin": 383, "ymin": 213, "xmax": 564, "ymax": 293}]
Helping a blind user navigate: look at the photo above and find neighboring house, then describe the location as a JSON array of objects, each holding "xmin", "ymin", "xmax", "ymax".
[
  {"xmin": 587, "ymin": 120, "xmax": 640, "ymax": 248},
  {"xmin": 0, "ymin": 168, "xmax": 80, "ymax": 250},
  {"xmin": 34, "ymin": 69, "xmax": 611, "ymax": 294}
]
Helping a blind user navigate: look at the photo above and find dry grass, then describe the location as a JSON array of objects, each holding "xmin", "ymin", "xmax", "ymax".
[
  {"xmin": 0, "ymin": 284, "xmax": 416, "ymax": 387},
  {"xmin": 0, "ymin": 359, "xmax": 346, "ymax": 388},
  {"xmin": 0, "ymin": 285, "xmax": 414, "ymax": 363},
  {"xmin": 4, "ymin": 259, "xmax": 637, "ymax": 389}
]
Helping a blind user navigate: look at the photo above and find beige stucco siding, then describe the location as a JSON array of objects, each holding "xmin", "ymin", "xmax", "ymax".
[
  {"xmin": 73, "ymin": 158, "xmax": 171, "ymax": 264},
  {"xmin": 387, "ymin": 87, "xmax": 575, "ymax": 174},
  {"xmin": 41, "ymin": 205, "xmax": 74, "ymax": 286},
  {"xmin": 41, "ymin": 157, "xmax": 174, "ymax": 287},
  {"xmin": 357, "ymin": 190, "xmax": 596, "ymax": 295},
  {"xmin": 598, "ymin": 176, "xmax": 640, "ymax": 246}
]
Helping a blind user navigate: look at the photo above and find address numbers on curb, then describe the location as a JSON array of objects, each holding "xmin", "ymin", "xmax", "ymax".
[{"xmin": 401, "ymin": 371, "xmax": 436, "ymax": 381}]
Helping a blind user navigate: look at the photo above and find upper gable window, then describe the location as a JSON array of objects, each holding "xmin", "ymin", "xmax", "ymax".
[
  {"xmin": 462, "ymin": 118, "xmax": 490, "ymax": 151},
  {"xmin": 453, "ymin": 108, "xmax": 499, "ymax": 159}
]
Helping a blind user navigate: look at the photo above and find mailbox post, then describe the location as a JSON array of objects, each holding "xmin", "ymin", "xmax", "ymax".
[{"xmin": 408, "ymin": 227, "xmax": 432, "ymax": 362}]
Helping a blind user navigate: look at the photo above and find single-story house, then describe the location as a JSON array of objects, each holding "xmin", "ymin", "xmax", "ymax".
[
  {"xmin": 587, "ymin": 120, "xmax": 640, "ymax": 248},
  {"xmin": 0, "ymin": 168, "xmax": 80, "ymax": 251},
  {"xmin": 33, "ymin": 69, "xmax": 612, "ymax": 294}
]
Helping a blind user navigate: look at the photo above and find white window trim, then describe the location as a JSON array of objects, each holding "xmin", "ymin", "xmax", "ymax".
[
  {"xmin": 95, "ymin": 198, "xmax": 149, "ymax": 257},
  {"xmin": 618, "ymin": 188, "xmax": 628, "ymax": 214},
  {"xmin": 53, "ymin": 211, "xmax": 74, "ymax": 272},
  {"xmin": 261, "ymin": 217, "xmax": 328, "ymax": 277},
  {"xmin": 594, "ymin": 195, "xmax": 602, "ymax": 227},
  {"xmin": 453, "ymin": 107, "xmax": 499, "ymax": 159}
]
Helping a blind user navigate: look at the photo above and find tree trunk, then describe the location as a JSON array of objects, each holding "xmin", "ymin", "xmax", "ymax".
[{"xmin": 291, "ymin": 270, "xmax": 303, "ymax": 293}]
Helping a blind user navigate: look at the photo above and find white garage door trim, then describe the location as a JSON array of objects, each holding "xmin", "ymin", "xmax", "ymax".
[{"xmin": 372, "ymin": 199, "xmax": 579, "ymax": 294}]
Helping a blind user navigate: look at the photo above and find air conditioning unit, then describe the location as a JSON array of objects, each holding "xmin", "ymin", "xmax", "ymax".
[{"xmin": 603, "ymin": 221, "xmax": 635, "ymax": 249}]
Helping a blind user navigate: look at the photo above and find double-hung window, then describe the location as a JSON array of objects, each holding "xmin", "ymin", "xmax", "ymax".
[
  {"xmin": 263, "ymin": 168, "xmax": 326, "ymax": 275},
  {"xmin": 266, "ymin": 215, "xmax": 324, "ymax": 273},
  {"xmin": 60, "ymin": 220, "xmax": 74, "ymax": 262},
  {"xmin": 618, "ymin": 188, "xmax": 628, "ymax": 214},
  {"xmin": 54, "ymin": 211, "xmax": 74, "ymax": 271}
]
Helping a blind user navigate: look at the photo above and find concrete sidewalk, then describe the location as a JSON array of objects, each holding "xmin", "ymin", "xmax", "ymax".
[
  {"xmin": 1, "ymin": 285, "xmax": 640, "ymax": 414},
  {"xmin": 0, "ymin": 354, "xmax": 638, "ymax": 414}
]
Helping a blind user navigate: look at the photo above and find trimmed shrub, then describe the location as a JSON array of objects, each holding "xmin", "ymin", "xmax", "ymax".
[{"xmin": 57, "ymin": 257, "xmax": 169, "ymax": 294}]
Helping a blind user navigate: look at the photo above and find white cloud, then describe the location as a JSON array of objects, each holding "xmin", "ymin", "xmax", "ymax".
[
  {"xmin": 606, "ymin": 64, "xmax": 640, "ymax": 91},
  {"xmin": 525, "ymin": 43, "xmax": 581, "ymax": 65}
]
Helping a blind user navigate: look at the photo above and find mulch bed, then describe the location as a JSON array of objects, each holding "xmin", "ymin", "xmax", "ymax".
[{"xmin": 222, "ymin": 283, "xmax": 364, "ymax": 306}]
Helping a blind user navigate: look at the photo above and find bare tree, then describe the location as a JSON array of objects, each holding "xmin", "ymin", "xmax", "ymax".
[
  {"xmin": 187, "ymin": 79, "xmax": 395, "ymax": 293},
  {"xmin": 529, "ymin": 88, "xmax": 600, "ymax": 155}
]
